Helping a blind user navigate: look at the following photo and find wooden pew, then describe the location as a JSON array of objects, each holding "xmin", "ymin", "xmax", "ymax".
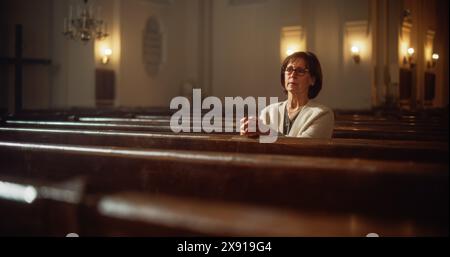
[
  {"xmin": 2, "ymin": 176, "xmax": 443, "ymax": 236},
  {"xmin": 335, "ymin": 120, "xmax": 447, "ymax": 130},
  {"xmin": 9, "ymin": 108, "xmax": 448, "ymax": 129},
  {"xmin": 0, "ymin": 127, "xmax": 447, "ymax": 162},
  {"xmin": 5, "ymin": 105, "xmax": 447, "ymax": 123},
  {"xmin": 6, "ymin": 106, "xmax": 448, "ymax": 136},
  {"xmin": 0, "ymin": 141, "xmax": 447, "ymax": 227},
  {"xmin": 335, "ymin": 113, "xmax": 446, "ymax": 122},
  {"xmin": 4, "ymin": 107, "xmax": 175, "ymax": 120},
  {"xmin": 73, "ymin": 116, "xmax": 448, "ymax": 135},
  {"xmin": 333, "ymin": 125, "xmax": 448, "ymax": 141},
  {"xmin": 3, "ymin": 119, "xmax": 448, "ymax": 141},
  {"xmin": 9, "ymin": 108, "xmax": 445, "ymax": 120},
  {"xmin": 1, "ymin": 109, "xmax": 447, "ymax": 236},
  {"xmin": 84, "ymin": 191, "xmax": 445, "ymax": 236},
  {"xmin": 8, "ymin": 114, "xmax": 445, "ymax": 131},
  {"xmin": 0, "ymin": 175, "xmax": 83, "ymax": 236},
  {"xmin": 100, "ymin": 114, "xmax": 449, "ymax": 130}
]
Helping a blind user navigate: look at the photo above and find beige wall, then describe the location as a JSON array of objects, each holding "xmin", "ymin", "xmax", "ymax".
[
  {"xmin": 116, "ymin": 0, "xmax": 199, "ymax": 107},
  {"xmin": 51, "ymin": 0, "xmax": 95, "ymax": 108},
  {"xmin": 212, "ymin": 0, "xmax": 283, "ymax": 101},
  {"xmin": 311, "ymin": 0, "xmax": 372, "ymax": 110}
]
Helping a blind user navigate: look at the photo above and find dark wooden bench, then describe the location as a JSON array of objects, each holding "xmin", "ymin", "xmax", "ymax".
[
  {"xmin": 333, "ymin": 125, "xmax": 448, "ymax": 141},
  {"xmin": 10, "ymin": 114, "xmax": 444, "ymax": 132},
  {"xmin": 0, "ymin": 175, "xmax": 83, "ymax": 236},
  {"xmin": 4, "ymin": 176, "xmax": 439, "ymax": 236},
  {"xmin": 1, "ymin": 109, "xmax": 448, "ymax": 236},
  {"xmin": 8, "ymin": 108, "xmax": 447, "ymax": 127},
  {"xmin": 0, "ymin": 127, "xmax": 447, "ymax": 162},
  {"xmin": 74, "ymin": 117, "xmax": 447, "ymax": 135},
  {"xmin": 0, "ymin": 176, "xmax": 303, "ymax": 236},
  {"xmin": 0, "ymin": 141, "xmax": 447, "ymax": 227},
  {"xmin": 3, "ymin": 119, "xmax": 448, "ymax": 141}
]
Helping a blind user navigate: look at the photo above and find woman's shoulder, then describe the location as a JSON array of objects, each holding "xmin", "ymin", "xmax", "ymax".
[
  {"xmin": 305, "ymin": 100, "xmax": 333, "ymax": 114},
  {"xmin": 303, "ymin": 100, "xmax": 335, "ymax": 123}
]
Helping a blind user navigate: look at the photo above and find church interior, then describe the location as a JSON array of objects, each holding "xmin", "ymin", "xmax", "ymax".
[{"xmin": 0, "ymin": 0, "xmax": 448, "ymax": 237}]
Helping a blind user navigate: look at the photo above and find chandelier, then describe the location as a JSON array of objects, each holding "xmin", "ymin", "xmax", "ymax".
[{"xmin": 63, "ymin": 0, "xmax": 109, "ymax": 42}]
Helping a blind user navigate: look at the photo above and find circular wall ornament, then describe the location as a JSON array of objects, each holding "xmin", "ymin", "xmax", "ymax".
[{"xmin": 143, "ymin": 17, "xmax": 163, "ymax": 77}]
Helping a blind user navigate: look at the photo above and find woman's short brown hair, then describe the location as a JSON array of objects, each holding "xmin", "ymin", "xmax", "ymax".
[{"xmin": 280, "ymin": 51, "xmax": 323, "ymax": 99}]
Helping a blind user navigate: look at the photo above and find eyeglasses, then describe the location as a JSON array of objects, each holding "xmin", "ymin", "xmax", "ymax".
[{"xmin": 285, "ymin": 66, "xmax": 309, "ymax": 76}]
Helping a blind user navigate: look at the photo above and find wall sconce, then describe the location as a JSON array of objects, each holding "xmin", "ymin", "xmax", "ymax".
[
  {"xmin": 431, "ymin": 53, "xmax": 439, "ymax": 67},
  {"xmin": 101, "ymin": 48, "xmax": 112, "ymax": 64},
  {"xmin": 280, "ymin": 26, "xmax": 306, "ymax": 61},
  {"xmin": 350, "ymin": 46, "xmax": 361, "ymax": 63},
  {"xmin": 403, "ymin": 47, "xmax": 415, "ymax": 67},
  {"xmin": 344, "ymin": 21, "xmax": 368, "ymax": 66}
]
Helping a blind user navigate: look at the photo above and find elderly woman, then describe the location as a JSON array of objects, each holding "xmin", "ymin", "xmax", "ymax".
[{"xmin": 240, "ymin": 51, "xmax": 334, "ymax": 138}]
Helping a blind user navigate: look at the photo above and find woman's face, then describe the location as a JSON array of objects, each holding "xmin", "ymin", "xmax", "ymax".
[{"xmin": 284, "ymin": 58, "xmax": 315, "ymax": 95}]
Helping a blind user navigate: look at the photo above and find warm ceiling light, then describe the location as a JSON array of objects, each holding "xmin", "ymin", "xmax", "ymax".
[{"xmin": 63, "ymin": 0, "xmax": 109, "ymax": 42}]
